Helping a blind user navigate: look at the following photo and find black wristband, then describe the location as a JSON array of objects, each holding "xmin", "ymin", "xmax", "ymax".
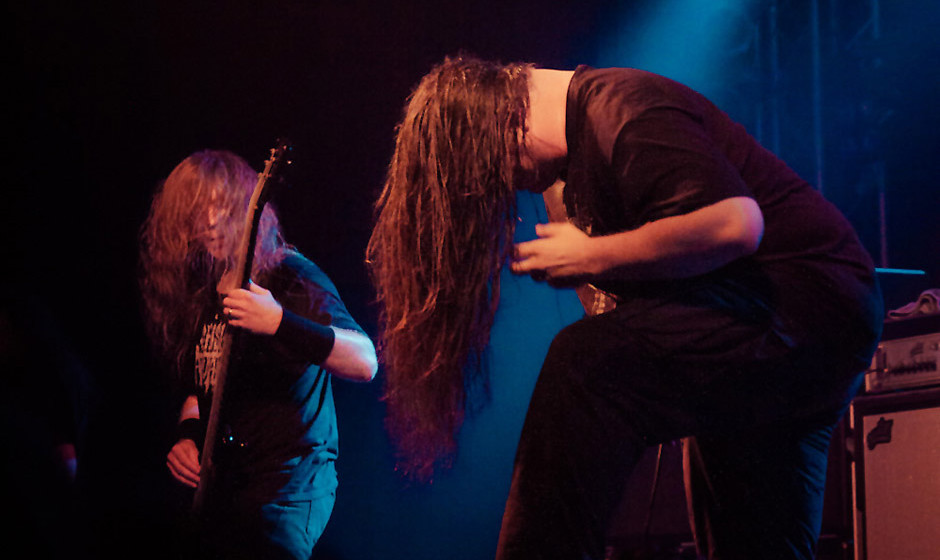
[
  {"xmin": 177, "ymin": 417, "xmax": 205, "ymax": 448},
  {"xmin": 274, "ymin": 308, "xmax": 336, "ymax": 364}
]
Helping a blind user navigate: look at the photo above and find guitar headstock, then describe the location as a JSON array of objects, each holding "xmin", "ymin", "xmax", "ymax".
[
  {"xmin": 267, "ymin": 138, "xmax": 292, "ymax": 169},
  {"xmin": 258, "ymin": 138, "xmax": 293, "ymax": 199}
]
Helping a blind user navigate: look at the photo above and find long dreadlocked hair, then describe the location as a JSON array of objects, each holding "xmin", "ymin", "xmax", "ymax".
[
  {"xmin": 139, "ymin": 149, "xmax": 288, "ymax": 378},
  {"xmin": 366, "ymin": 55, "xmax": 533, "ymax": 481}
]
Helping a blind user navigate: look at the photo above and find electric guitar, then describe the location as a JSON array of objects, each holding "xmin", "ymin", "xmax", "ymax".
[
  {"xmin": 541, "ymin": 179, "xmax": 618, "ymax": 316},
  {"xmin": 191, "ymin": 139, "xmax": 292, "ymax": 514}
]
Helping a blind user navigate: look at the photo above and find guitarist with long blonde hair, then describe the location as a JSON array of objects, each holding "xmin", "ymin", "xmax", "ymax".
[{"xmin": 140, "ymin": 149, "xmax": 376, "ymax": 559}]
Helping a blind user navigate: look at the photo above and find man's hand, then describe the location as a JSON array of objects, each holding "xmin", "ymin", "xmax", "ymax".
[
  {"xmin": 167, "ymin": 438, "xmax": 200, "ymax": 488},
  {"xmin": 511, "ymin": 222, "xmax": 598, "ymax": 286},
  {"xmin": 222, "ymin": 281, "xmax": 284, "ymax": 335}
]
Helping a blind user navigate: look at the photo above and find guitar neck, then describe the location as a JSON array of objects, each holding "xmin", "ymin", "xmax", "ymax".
[{"xmin": 192, "ymin": 140, "xmax": 291, "ymax": 515}]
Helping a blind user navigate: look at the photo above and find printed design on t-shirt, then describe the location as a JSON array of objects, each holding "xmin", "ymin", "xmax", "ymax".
[{"xmin": 194, "ymin": 314, "xmax": 227, "ymax": 393}]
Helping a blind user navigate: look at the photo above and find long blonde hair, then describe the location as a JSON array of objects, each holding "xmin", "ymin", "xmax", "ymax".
[
  {"xmin": 139, "ymin": 149, "xmax": 287, "ymax": 376},
  {"xmin": 367, "ymin": 55, "xmax": 532, "ymax": 480}
]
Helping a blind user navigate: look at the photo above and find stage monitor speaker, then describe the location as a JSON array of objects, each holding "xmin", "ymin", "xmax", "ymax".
[{"xmin": 851, "ymin": 387, "xmax": 940, "ymax": 560}]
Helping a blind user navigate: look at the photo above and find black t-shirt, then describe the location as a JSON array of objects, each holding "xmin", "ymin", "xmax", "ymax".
[
  {"xmin": 563, "ymin": 66, "xmax": 881, "ymax": 338},
  {"xmin": 190, "ymin": 250, "xmax": 365, "ymax": 501}
]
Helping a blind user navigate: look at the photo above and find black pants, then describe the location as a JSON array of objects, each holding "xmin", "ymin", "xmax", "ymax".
[{"xmin": 494, "ymin": 284, "xmax": 878, "ymax": 560}]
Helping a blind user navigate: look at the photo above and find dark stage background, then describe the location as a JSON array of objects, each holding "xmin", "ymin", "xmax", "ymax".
[{"xmin": 6, "ymin": 1, "xmax": 938, "ymax": 559}]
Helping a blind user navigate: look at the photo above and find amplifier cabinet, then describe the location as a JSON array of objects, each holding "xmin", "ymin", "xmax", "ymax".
[
  {"xmin": 850, "ymin": 387, "xmax": 940, "ymax": 560},
  {"xmin": 866, "ymin": 314, "xmax": 940, "ymax": 394}
]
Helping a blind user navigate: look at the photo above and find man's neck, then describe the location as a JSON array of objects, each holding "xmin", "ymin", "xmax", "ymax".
[{"xmin": 526, "ymin": 68, "xmax": 574, "ymax": 163}]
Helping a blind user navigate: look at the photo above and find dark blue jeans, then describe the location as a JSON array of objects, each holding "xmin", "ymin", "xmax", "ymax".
[
  {"xmin": 198, "ymin": 490, "xmax": 335, "ymax": 560},
  {"xmin": 494, "ymin": 285, "xmax": 877, "ymax": 560}
]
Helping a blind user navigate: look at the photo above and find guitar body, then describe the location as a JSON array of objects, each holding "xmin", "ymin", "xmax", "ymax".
[
  {"xmin": 541, "ymin": 180, "xmax": 618, "ymax": 317},
  {"xmin": 191, "ymin": 139, "xmax": 292, "ymax": 515}
]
